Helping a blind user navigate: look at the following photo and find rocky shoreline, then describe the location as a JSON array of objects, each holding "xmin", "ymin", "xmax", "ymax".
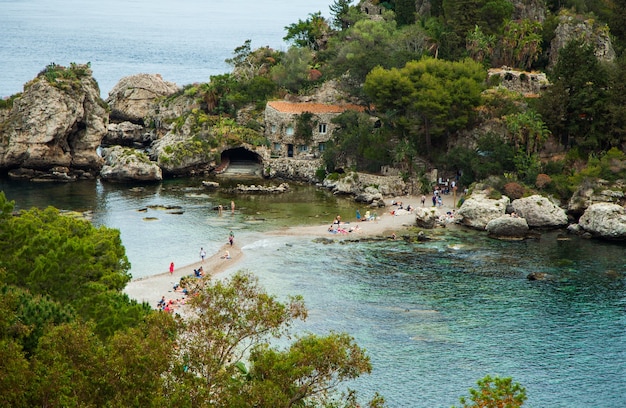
[{"xmin": 1, "ymin": 67, "xmax": 624, "ymax": 242}]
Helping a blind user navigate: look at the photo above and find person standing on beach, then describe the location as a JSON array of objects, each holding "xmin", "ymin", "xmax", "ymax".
[
  {"xmin": 231, "ymin": 200, "xmax": 235, "ymax": 214},
  {"xmin": 229, "ymin": 230, "xmax": 234, "ymax": 246},
  {"xmin": 421, "ymin": 195, "xmax": 426, "ymax": 207},
  {"xmin": 169, "ymin": 262, "xmax": 174, "ymax": 275},
  {"xmin": 200, "ymin": 247, "xmax": 206, "ymax": 263}
]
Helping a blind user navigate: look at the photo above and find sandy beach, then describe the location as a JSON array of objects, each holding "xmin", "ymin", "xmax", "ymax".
[{"xmin": 124, "ymin": 192, "xmax": 459, "ymax": 308}]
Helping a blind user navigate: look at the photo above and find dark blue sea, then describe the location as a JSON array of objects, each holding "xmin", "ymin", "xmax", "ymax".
[
  {"xmin": 1, "ymin": 0, "xmax": 332, "ymax": 98},
  {"xmin": 1, "ymin": 178, "xmax": 624, "ymax": 408}
]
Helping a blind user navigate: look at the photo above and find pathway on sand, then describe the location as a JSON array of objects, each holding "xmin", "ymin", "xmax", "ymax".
[
  {"xmin": 124, "ymin": 242, "xmax": 243, "ymax": 307},
  {"xmin": 123, "ymin": 191, "xmax": 461, "ymax": 308}
]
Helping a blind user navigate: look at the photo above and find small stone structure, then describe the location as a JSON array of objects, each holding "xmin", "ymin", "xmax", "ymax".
[
  {"xmin": 488, "ymin": 67, "xmax": 550, "ymax": 97},
  {"xmin": 264, "ymin": 101, "xmax": 365, "ymax": 160}
]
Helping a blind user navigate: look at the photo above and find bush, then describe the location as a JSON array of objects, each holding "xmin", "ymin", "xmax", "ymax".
[
  {"xmin": 503, "ymin": 182, "xmax": 524, "ymax": 199},
  {"xmin": 535, "ymin": 173, "xmax": 552, "ymax": 189}
]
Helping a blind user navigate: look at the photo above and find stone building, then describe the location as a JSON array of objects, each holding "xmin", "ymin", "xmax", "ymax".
[{"xmin": 264, "ymin": 101, "xmax": 365, "ymax": 159}]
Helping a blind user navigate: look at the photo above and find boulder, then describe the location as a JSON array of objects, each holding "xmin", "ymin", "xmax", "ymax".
[
  {"xmin": 414, "ymin": 207, "xmax": 439, "ymax": 229},
  {"xmin": 103, "ymin": 121, "xmax": 155, "ymax": 147},
  {"xmin": 454, "ymin": 191, "xmax": 510, "ymax": 230},
  {"xmin": 567, "ymin": 179, "xmax": 625, "ymax": 217},
  {"xmin": 233, "ymin": 183, "xmax": 290, "ymax": 194},
  {"xmin": 100, "ymin": 146, "xmax": 162, "ymax": 182},
  {"xmin": 486, "ymin": 215, "xmax": 529, "ymax": 239},
  {"xmin": 511, "ymin": 195, "xmax": 568, "ymax": 228},
  {"xmin": 151, "ymin": 128, "xmax": 215, "ymax": 176},
  {"xmin": 322, "ymin": 171, "xmax": 406, "ymax": 205},
  {"xmin": 106, "ymin": 74, "xmax": 179, "ymax": 124},
  {"xmin": 0, "ymin": 64, "xmax": 105, "ymax": 179},
  {"xmin": 355, "ymin": 186, "xmax": 384, "ymax": 205},
  {"xmin": 578, "ymin": 203, "xmax": 626, "ymax": 240}
]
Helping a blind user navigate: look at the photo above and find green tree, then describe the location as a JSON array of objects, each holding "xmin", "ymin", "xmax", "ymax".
[
  {"xmin": 0, "ymin": 285, "xmax": 32, "ymax": 408},
  {"xmin": 230, "ymin": 332, "xmax": 375, "ymax": 407},
  {"xmin": 605, "ymin": 55, "xmax": 626, "ymax": 148},
  {"xmin": 29, "ymin": 321, "xmax": 105, "ymax": 407},
  {"xmin": 466, "ymin": 25, "xmax": 496, "ymax": 66},
  {"xmin": 364, "ymin": 57, "xmax": 485, "ymax": 154},
  {"xmin": 329, "ymin": 18, "xmax": 398, "ymax": 93},
  {"xmin": 270, "ymin": 47, "xmax": 314, "ymax": 93},
  {"xmin": 324, "ymin": 110, "xmax": 392, "ymax": 173},
  {"xmin": 455, "ymin": 375, "xmax": 527, "ymax": 408},
  {"xmin": 0, "ymin": 205, "xmax": 151, "ymax": 338},
  {"xmin": 166, "ymin": 271, "xmax": 379, "ymax": 407},
  {"xmin": 538, "ymin": 39, "xmax": 610, "ymax": 150},
  {"xmin": 284, "ymin": 12, "xmax": 332, "ymax": 51},
  {"xmin": 497, "ymin": 19, "xmax": 542, "ymax": 70},
  {"xmin": 504, "ymin": 110, "xmax": 551, "ymax": 155},
  {"xmin": 329, "ymin": 0, "xmax": 356, "ymax": 30},
  {"xmin": 394, "ymin": 0, "xmax": 416, "ymax": 27}
]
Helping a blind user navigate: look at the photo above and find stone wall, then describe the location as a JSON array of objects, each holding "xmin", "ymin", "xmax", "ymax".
[
  {"xmin": 264, "ymin": 106, "xmax": 341, "ymax": 159},
  {"xmin": 488, "ymin": 67, "xmax": 550, "ymax": 97},
  {"xmin": 264, "ymin": 157, "xmax": 323, "ymax": 183}
]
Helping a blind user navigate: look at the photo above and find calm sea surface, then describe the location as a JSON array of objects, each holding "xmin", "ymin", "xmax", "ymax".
[
  {"xmin": 0, "ymin": 178, "xmax": 624, "ymax": 408},
  {"xmin": 1, "ymin": 0, "xmax": 331, "ymax": 98}
]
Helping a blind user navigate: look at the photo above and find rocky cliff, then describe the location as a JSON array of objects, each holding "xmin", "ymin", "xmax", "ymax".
[{"xmin": 0, "ymin": 63, "xmax": 106, "ymax": 180}]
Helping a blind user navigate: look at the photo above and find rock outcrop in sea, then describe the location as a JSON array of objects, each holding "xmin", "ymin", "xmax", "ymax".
[{"xmin": 0, "ymin": 63, "xmax": 106, "ymax": 180}]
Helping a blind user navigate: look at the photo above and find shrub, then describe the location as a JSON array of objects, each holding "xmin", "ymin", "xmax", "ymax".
[
  {"xmin": 535, "ymin": 173, "xmax": 552, "ymax": 189},
  {"xmin": 503, "ymin": 182, "xmax": 524, "ymax": 199}
]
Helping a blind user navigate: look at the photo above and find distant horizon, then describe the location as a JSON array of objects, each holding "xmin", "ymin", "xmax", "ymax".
[{"xmin": 1, "ymin": 0, "xmax": 332, "ymax": 98}]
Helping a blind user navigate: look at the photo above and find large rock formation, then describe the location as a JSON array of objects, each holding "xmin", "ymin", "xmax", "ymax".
[
  {"xmin": 549, "ymin": 12, "xmax": 615, "ymax": 67},
  {"xmin": 106, "ymin": 74, "xmax": 179, "ymax": 124},
  {"xmin": 0, "ymin": 64, "xmax": 106, "ymax": 179},
  {"xmin": 414, "ymin": 207, "xmax": 439, "ymax": 229},
  {"xmin": 103, "ymin": 121, "xmax": 156, "ymax": 148},
  {"xmin": 486, "ymin": 215, "xmax": 530, "ymax": 239},
  {"xmin": 567, "ymin": 179, "xmax": 625, "ymax": 217},
  {"xmin": 511, "ymin": 195, "xmax": 568, "ymax": 228},
  {"xmin": 100, "ymin": 146, "xmax": 162, "ymax": 182},
  {"xmin": 578, "ymin": 203, "xmax": 626, "ymax": 240},
  {"xmin": 322, "ymin": 171, "xmax": 406, "ymax": 202},
  {"xmin": 454, "ymin": 191, "xmax": 510, "ymax": 229}
]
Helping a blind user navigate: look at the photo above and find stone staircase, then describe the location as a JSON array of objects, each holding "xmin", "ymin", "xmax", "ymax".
[{"xmin": 219, "ymin": 160, "xmax": 263, "ymax": 177}]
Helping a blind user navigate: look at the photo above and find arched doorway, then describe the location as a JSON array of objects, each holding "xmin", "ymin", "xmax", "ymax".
[{"xmin": 218, "ymin": 147, "xmax": 263, "ymax": 176}]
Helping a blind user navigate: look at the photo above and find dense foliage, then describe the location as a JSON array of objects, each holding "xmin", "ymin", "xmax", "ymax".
[
  {"xmin": 143, "ymin": 0, "xmax": 626, "ymax": 201},
  {"xmin": 0, "ymin": 192, "xmax": 385, "ymax": 407}
]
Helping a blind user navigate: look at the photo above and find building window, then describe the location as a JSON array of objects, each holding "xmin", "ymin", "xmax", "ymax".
[
  {"xmin": 286, "ymin": 125, "xmax": 294, "ymax": 136},
  {"xmin": 318, "ymin": 142, "xmax": 325, "ymax": 152},
  {"xmin": 271, "ymin": 124, "xmax": 277, "ymax": 133},
  {"xmin": 273, "ymin": 143, "xmax": 281, "ymax": 151},
  {"xmin": 318, "ymin": 123, "xmax": 327, "ymax": 134},
  {"xmin": 298, "ymin": 145, "xmax": 308, "ymax": 152}
]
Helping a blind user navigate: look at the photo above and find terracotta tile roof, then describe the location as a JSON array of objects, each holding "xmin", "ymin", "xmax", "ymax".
[{"xmin": 267, "ymin": 100, "xmax": 366, "ymax": 114}]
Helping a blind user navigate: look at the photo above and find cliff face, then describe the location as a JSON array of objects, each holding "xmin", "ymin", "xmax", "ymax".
[
  {"xmin": 549, "ymin": 12, "xmax": 615, "ymax": 67},
  {"xmin": 0, "ymin": 64, "xmax": 106, "ymax": 179}
]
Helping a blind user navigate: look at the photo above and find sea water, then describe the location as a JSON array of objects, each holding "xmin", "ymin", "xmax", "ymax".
[
  {"xmin": 1, "ymin": 178, "xmax": 624, "ymax": 407},
  {"xmin": 1, "ymin": 0, "xmax": 332, "ymax": 98}
]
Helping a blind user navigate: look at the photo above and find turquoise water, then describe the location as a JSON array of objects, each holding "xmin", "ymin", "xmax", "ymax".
[{"xmin": 1, "ymin": 178, "xmax": 625, "ymax": 407}]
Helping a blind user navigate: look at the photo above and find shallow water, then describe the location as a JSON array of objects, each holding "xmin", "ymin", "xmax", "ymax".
[{"xmin": 1, "ymin": 178, "xmax": 624, "ymax": 407}]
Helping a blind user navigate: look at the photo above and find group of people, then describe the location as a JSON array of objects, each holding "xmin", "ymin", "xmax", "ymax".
[
  {"xmin": 327, "ymin": 214, "xmax": 363, "ymax": 234},
  {"xmin": 217, "ymin": 200, "xmax": 236, "ymax": 216},
  {"xmin": 390, "ymin": 200, "xmax": 413, "ymax": 215},
  {"xmin": 156, "ymin": 295, "xmax": 186, "ymax": 313},
  {"xmin": 356, "ymin": 209, "xmax": 376, "ymax": 222}
]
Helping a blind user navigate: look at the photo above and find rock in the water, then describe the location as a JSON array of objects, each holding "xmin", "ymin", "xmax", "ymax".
[
  {"xmin": 454, "ymin": 191, "xmax": 510, "ymax": 230},
  {"xmin": 511, "ymin": 195, "xmax": 568, "ymax": 228},
  {"xmin": 578, "ymin": 203, "xmax": 626, "ymax": 240},
  {"xmin": 486, "ymin": 215, "xmax": 529, "ymax": 239},
  {"xmin": 100, "ymin": 146, "xmax": 162, "ymax": 182}
]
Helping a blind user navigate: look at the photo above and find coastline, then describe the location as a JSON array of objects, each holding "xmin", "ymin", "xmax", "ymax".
[{"xmin": 123, "ymin": 193, "xmax": 458, "ymax": 308}]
